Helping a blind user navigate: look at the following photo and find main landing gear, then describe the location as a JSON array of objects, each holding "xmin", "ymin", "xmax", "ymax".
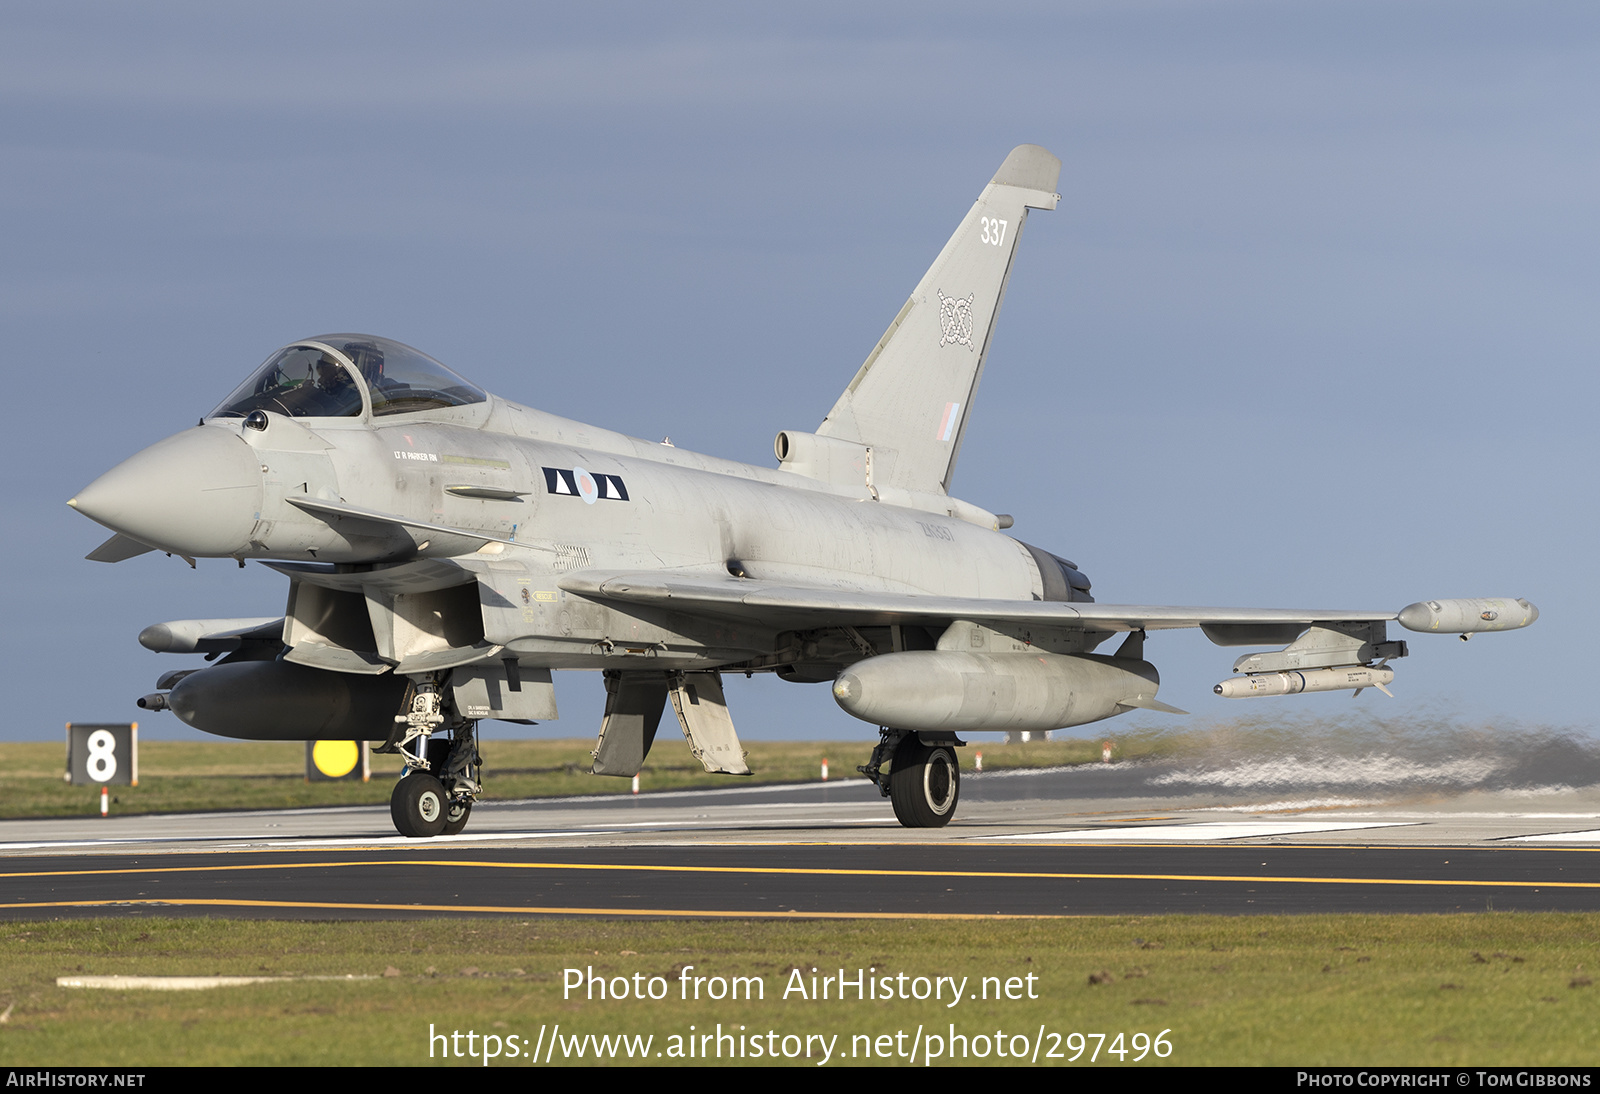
[
  {"xmin": 858, "ymin": 727, "xmax": 962, "ymax": 828},
  {"xmin": 386, "ymin": 681, "xmax": 480, "ymax": 838}
]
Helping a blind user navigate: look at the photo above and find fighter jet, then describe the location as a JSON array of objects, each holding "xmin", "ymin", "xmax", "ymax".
[{"xmin": 68, "ymin": 145, "xmax": 1537, "ymax": 837}]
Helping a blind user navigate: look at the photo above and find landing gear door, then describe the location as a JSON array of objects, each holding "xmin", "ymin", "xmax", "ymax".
[
  {"xmin": 592, "ymin": 671, "xmax": 668, "ymax": 777},
  {"xmin": 670, "ymin": 672, "xmax": 751, "ymax": 775},
  {"xmin": 452, "ymin": 661, "xmax": 557, "ymax": 722}
]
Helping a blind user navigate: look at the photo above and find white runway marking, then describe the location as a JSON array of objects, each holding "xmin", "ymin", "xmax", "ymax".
[
  {"xmin": 983, "ymin": 820, "xmax": 1414, "ymax": 841},
  {"xmin": 0, "ymin": 815, "xmax": 903, "ymax": 854},
  {"xmin": 0, "ymin": 831, "xmax": 571, "ymax": 853},
  {"xmin": 492, "ymin": 778, "xmax": 870, "ymax": 807},
  {"xmin": 1500, "ymin": 829, "xmax": 1600, "ymax": 843}
]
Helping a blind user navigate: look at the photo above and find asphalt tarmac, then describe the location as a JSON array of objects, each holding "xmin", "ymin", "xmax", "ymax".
[{"xmin": 2, "ymin": 762, "xmax": 1598, "ymax": 919}]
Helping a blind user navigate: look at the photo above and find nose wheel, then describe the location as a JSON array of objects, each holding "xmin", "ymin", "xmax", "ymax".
[{"xmin": 390, "ymin": 772, "xmax": 448, "ymax": 838}]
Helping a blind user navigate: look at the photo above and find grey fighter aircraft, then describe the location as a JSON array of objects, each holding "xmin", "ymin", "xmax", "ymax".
[{"xmin": 69, "ymin": 145, "xmax": 1537, "ymax": 837}]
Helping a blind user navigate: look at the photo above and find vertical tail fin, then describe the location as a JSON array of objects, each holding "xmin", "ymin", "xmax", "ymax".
[{"xmin": 817, "ymin": 145, "xmax": 1060, "ymax": 494}]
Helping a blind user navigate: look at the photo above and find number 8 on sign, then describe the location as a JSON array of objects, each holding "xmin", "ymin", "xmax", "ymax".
[{"xmin": 86, "ymin": 729, "xmax": 117, "ymax": 782}]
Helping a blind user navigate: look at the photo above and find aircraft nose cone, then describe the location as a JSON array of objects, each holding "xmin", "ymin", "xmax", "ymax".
[{"xmin": 69, "ymin": 426, "xmax": 262, "ymax": 557}]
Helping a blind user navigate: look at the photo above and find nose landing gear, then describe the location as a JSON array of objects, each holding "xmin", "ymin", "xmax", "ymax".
[{"xmin": 384, "ymin": 680, "xmax": 481, "ymax": 838}]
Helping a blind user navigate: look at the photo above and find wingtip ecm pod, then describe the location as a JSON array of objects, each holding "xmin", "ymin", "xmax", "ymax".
[
  {"xmin": 1396, "ymin": 598, "xmax": 1539, "ymax": 634},
  {"xmin": 1213, "ymin": 598, "xmax": 1538, "ymax": 700}
]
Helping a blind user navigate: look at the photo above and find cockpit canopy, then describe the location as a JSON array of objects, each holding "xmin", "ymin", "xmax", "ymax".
[{"xmin": 208, "ymin": 334, "xmax": 487, "ymax": 420}]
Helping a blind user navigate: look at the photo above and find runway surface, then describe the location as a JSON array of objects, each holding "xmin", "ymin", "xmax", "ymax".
[{"xmin": 3, "ymin": 758, "xmax": 1599, "ymax": 919}]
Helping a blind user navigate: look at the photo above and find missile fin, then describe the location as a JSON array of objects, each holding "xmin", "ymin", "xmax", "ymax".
[{"xmin": 1117, "ymin": 694, "xmax": 1188, "ymax": 716}]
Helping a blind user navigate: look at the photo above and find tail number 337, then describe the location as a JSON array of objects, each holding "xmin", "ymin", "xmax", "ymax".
[{"xmin": 980, "ymin": 217, "xmax": 1009, "ymax": 246}]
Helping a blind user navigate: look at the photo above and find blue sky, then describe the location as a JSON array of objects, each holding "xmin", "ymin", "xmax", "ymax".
[{"xmin": 4, "ymin": 2, "xmax": 1595, "ymax": 743}]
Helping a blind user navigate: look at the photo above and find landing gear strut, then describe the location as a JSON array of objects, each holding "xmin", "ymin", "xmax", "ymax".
[
  {"xmin": 859, "ymin": 727, "xmax": 962, "ymax": 828},
  {"xmin": 856, "ymin": 727, "xmax": 901, "ymax": 795}
]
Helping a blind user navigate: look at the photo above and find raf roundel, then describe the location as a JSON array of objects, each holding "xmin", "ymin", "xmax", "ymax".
[
  {"xmin": 541, "ymin": 466, "xmax": 629, "ymax": 502},
  {"xmin": 572, "ymin": 466, "xmax": 599, "ymax": 505}
]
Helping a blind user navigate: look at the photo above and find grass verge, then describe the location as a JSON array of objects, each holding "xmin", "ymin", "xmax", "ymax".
[{"xmin": 0, "ymin": 914, "xmax": 1595, "ymax": 1066}]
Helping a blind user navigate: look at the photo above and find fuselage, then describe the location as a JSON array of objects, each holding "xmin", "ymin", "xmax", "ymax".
[
  {"xmin": 288, "ymin": 395, "xmax": 1039, "ymax": 597},
  {"xmin": 80, "ymin": 395, "xmax": 1038, "ymax": 587},
  {"xmin": 67, "ymin": 332, "xmax": 1095, "ymax": 680},
  {"xmin": 72, "ymin": 390, "xmax": 1065, "ymax": 675}
]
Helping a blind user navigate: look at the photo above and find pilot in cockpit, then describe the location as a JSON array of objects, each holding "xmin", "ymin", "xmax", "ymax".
[
  {"xmin": 340, "ymin": 341, "xmax": 388, "ymax": 391},
  {"xmin": 208, "ymin": 333, "xmax": 486, "ymax": 421},
  {"xmin": 313, "ymin": 356, "xmax": 353, "ymax": 397}
]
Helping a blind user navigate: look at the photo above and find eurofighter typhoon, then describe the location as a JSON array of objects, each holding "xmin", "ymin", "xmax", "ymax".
[{"xmin": 68, "ymin": 146, "xmax": 1537, "ymax": 836}]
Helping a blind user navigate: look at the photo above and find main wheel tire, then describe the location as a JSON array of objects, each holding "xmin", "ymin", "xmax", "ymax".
[
  {"xmin": 391, "ymin": 772, "xmax": 448, "ymax": 838},
  {"xmin": 888, "ymin": 737, "xmax": 960, "ymax": 828},
  {"xmin": 441, "ymin": 798, "xmax": 472, "ymax": 836}
]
